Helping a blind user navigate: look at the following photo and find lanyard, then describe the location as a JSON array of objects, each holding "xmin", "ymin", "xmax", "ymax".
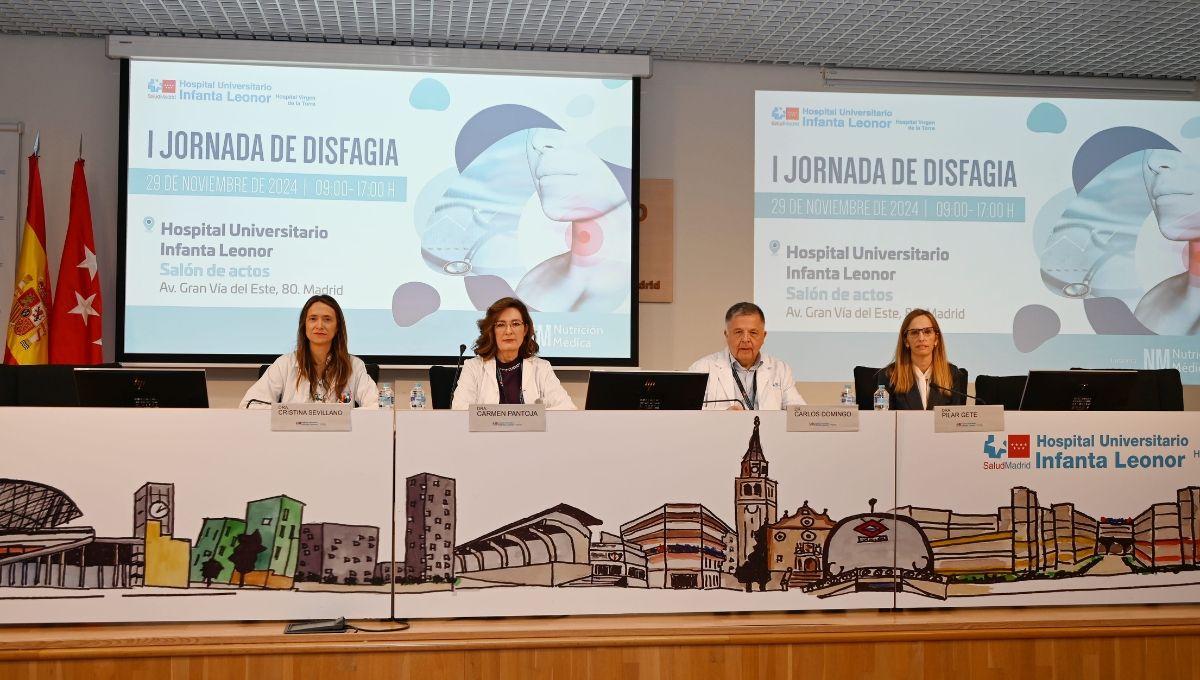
[
  {"xmin": 730, "ymin": 360, "xmax": 758, "ymax": 410},
  {"xmin": 495, "ymin": 358, "xmax": 525, "ymax": 404}
]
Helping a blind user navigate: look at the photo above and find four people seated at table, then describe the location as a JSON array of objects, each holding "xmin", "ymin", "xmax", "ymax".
[
  {"xmin": 881, "ymin": 308, "xmax": 968, "ymax": 410},
  {"xmin": 688, "ymin": 302, "xmax": 806, "ymax": 410},
  {"xmin": 451, "ymin": 296, "xmax": 576, "ymax": 410},
  {"xmin": 240, "ymin": 295, "xmax": 978, "ymax": 410},
  {"xmin": 239, "ymin": 294, "xmax": 379, "ymax": 408}
]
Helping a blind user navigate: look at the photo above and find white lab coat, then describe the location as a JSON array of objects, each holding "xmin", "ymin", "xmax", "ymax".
[
  {"xmin": 239, "ymin": 353, "xmax": 379, "ymax": 408},
  {"xmin": 688, "ymin": 350, "xmax": 806, "ymax": 410},
  {"xmin": 451, "ymin": 355, "xmax": 576, "ymax": 410}
]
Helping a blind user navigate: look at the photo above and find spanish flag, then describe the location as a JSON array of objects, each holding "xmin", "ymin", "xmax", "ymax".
[{"xmin": 4, "ymin": 153, "xmax": 52, "ymax": 364}]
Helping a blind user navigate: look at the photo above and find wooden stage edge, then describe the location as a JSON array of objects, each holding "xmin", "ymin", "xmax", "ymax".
[{"xmin": 2, "ymin": 604, "xmax": 1200, "ymax": 660}]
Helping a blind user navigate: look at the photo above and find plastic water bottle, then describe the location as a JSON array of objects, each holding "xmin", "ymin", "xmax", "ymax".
[
  {"xmin": 873, "ymin": 384, "xmax": 889, "ymax": 411},
  {"xmin": 409, "ymin": 382, "xmax": 427, "ymax": 410},
  {"xmin": 378, "ymin": 383, "xmax": 395, "ymax": 409},
  {"xmin": 840, "ymin": 384, "xmax": 855, "ymax": 406}
]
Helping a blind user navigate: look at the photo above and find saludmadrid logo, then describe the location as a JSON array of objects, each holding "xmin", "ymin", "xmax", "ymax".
[
  {"xmin": 981, "ymin": 433, "xmax": 1194, "ymax": 471},
  {"xmin": 146, "ymin": 78, "xmax": 177, "ymax": 99},
  {"xmin": 770, "ymin": 106, "xmax": 801, "ymax": 127}
]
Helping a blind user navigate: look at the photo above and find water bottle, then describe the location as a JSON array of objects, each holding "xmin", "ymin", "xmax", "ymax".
[
  {"xmin": 409, "ymin": 382, "xmax": 427, "ymax": 410},
  {"xmin": 840, "ymin": 384, "xmax": 855, "ymax": 406},
  {"xmin": 378, "ymin": 383, "xmax": 395, "ymax": 409},
  {"xmin": 873, "ymin": 384, "xmax": 889, "ymax": 411}
]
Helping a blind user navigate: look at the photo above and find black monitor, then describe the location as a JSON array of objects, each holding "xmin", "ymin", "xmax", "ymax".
[
  {"xmin": 74, "ymin": 368, "xmax": 210, "ymax": 408},
  {"xmin": 584, "ymin": 371, "xmax": 709, "ymax": 410},
  {"xmin": 1018, "ymin": 370, "xmax": 1139, "ymax": 411}
]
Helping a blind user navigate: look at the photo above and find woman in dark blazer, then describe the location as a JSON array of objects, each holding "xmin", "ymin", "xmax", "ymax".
[{"xmin": 883, "ymin": 308, "xmax": 967, "ymax": 410}]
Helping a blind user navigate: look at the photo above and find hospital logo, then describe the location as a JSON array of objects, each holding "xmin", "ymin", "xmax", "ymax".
[
  {"xmin": 769, "ymin": 106, "xmax": 801, "ymax": 127},
  {"xmin": 982, "ymin": 433, "xmax": 1034, "ymax": 470},
  {"xmin": 983, "ymin": 434, "xmax": 1030, "ymax": 459},
  {"xmin": 146, "ymin": 78, "xmax": 177, "ymax": 99}
]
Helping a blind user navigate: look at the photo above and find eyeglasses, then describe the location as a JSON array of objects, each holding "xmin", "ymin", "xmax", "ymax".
[
  {"xmin": 494, "ymin": 321, "xmax": 525, "ymax": 332},
  {"xmin": 905, "ymin": 327, "xmax": 937, "ymax": 338}
]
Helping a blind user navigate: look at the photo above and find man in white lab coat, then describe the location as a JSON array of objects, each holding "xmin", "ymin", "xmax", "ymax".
[{"xmin": 688, "ymin": 302, "xmax": 806, "ymax": 410}]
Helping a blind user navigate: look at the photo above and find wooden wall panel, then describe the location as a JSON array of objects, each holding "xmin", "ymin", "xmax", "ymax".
[{"xmin": 4, "ymin": 606, "xmax": 1200, "ymax": 680}]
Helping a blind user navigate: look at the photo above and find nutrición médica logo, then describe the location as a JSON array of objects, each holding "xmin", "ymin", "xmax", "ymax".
[{"xmin": 981, "ymin": 433, "xmax": 1194, "ymax": 471}]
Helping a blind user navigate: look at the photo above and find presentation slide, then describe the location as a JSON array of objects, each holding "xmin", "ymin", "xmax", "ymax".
[
  {"xmin": 755, "ymin": 91, "xmax": 1200, "ymax": 384},
  {"xmin": 122, "ymin": 59, "xmax": 635, "ymax": 363}
]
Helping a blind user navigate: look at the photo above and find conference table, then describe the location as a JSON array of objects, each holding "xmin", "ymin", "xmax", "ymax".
[{"xmin": 2, "ymin": 407, "xmax": 1199, "ymax": 678}]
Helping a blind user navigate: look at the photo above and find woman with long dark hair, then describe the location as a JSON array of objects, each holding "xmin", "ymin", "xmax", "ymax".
[
  {"xmin": 882, "ymin": 309, "xmax": 967, "ymax": 410},
  {"xmin": 240, "ymin": 295, "xmax": 378, "ymax": 407},
  {"xmin": 450, "ymin": 296, "xmax": 575, "ymax": 409}
]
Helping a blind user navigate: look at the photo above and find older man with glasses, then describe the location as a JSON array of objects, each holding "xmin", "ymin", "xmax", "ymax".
[{"xmin": 688, "ymin": 301, "xmax": 806, "ymax": 410}]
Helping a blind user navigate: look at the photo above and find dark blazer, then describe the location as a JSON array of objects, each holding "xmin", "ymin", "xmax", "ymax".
[{"xmin": 885, "ymin": 363, "xmax": 968, "ymax": 410}]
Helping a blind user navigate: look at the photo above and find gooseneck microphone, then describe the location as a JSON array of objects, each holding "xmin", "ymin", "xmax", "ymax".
[
  {"xmin": 450, "ymin": 343, "xmax": 468, "ymax": 402},
  {"xmin": 929, "ymin": 381, "xmax": 986, "ymax": 405},
  {"xmin": 703, "ymin": 398, "xmax": 746, "ymax": 406},
  {"xmin": 245, "ymin": 398, "xmax": 271, "ymax": 409}
]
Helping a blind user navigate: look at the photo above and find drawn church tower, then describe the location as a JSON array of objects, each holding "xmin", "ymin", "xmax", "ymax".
[{"xmin": 735, "ymin": 416, "xmax": 778, "ymax": 565}]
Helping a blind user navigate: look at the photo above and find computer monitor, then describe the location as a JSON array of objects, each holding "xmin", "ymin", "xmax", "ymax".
[
  {"xmin": 1018, "ymin": 370, "xmax": 1139, "ymax": 411},
  {"xmin": 584, "ymin": 371, "xmax": 709, "ymax": 410},
  {"xmin": 74, "ymin": 368, "xmax": 210, "ymax": 408}
]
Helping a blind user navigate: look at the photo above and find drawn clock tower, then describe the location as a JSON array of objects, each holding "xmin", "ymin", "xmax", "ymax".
[{"xmin": 735, "ymin": 417, "xmax": 778, "ymax": 566}]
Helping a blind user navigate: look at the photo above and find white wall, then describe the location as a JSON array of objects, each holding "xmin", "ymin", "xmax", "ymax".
[{"xmin": 3, "ymin": 35, "xmax": 1196, "ymax": 409}]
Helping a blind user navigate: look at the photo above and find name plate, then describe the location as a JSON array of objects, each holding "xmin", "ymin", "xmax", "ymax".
[
  {"xmin": 271, "ymin": 403, "xmax": 352, "ymax": 432},
  {"xmin": 934, "ymin": 405, "xmax": 1005, "ymax": 433},
  {"xmin": 787, "ymin": 405, "xmax": 860, "ymax": 432},
  {"xmin": 469, "ymin": 404, "xmax": 546, "ymax": 432}
]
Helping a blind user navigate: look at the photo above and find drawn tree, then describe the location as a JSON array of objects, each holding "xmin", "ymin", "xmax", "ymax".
[
  {"xmin": 200, "ymin": 558, "xmax": 223, "ymax": 587},
  {"xmin": 229, "ymin": 530, "xmax": 265, "ymax": 588},
  {"xmin": 734, "ymin": 524, "xmax": 772, "ymax": 592}
]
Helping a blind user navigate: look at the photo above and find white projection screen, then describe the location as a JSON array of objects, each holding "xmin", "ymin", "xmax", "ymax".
[
  {"xmin": 118, "ymin": 44, "xmax": 641, "ymax": 366},
  {"xmin": 754, "ymin": 91, "xmax": 1200, "ymax": 384}
]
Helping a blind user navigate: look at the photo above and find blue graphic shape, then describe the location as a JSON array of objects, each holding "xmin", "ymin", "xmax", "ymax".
[
  {"xmin": 601, "ymin": 79, "xmax": 628, "ymax": 89},
  {"xmin": 983, "ymin": 434, "xmax": 1006, "ymax": 459},
  {"xmin": 1083, "ymin": 297, "xmax": 1155, "ymax": 335},
  {"xmin": 1026, "ymin": 103, "xmax": 1066, "ymax": 134},
  {"xmin": 1012, "ymin": 304, "xmax": 1061, "ymax": 352},
  {"xmin": 392, "ymin": 281, "xmax": 441, "ymax": 327},
  {"xmin": 1072, "ymin": 127, "xmax": 1177, "ymax": 193},
  {"xmin": 566, "ymin": 95, "xmax": 595, "ymax": 118},
  {"xmin": 772, "ymin": 107, "xmax": 785, "ymax": 121},
  {"xmin": 409, "ymin": 78, "xmax": 451, "ymax": 111},
  {"xmin": 454, "ymin": 105, "xmax": 561, "ymax": 173},
  {"xmin": 1183, "ymin": 116, "xmax": 1200, "ymax": 139}
]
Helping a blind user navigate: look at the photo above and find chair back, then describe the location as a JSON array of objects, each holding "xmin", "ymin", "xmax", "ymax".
[
  {"xmin": 974, "ymin": 374, "xmax": 1027, "ymax": 410},
  {"xmin": 429, "ymin": 365, "xmax": 460, "ymax": 409},
  {"xmin": 852, "ymin": 366, "xmax": 884, "ymax": 411}
]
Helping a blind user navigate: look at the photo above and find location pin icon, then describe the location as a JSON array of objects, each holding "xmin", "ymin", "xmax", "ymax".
[
  {"xmin": 143, "ymin": 216, "xmax": 155, "ymax": 232},
  {"xmin": 768, "ymin": 240, "xmax": 780, "ymax": 255}
]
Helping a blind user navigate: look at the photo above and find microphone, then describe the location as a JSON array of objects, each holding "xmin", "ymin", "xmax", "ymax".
[
  {"xmin": 245, "ymin": 398, "xmax": 271, "ymax": 409},
  {"xmin": 929, "ymin": 381, "xmax": 986, "ymax": 405},
  {"xmin": 450, "ymin": 343, "xmax": 468, "ymax": 402},
  {"xmin": 703, "ymin": 398, "xmax": 748, "ymax": 410}
]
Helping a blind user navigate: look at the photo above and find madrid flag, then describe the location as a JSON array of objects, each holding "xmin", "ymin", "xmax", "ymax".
[
  {"xmin": 50, "ymin": 158, "xmax": 103, "ymax": 363},
  {"xmin": 4, "ymin": 153, "xmax": 51, "ymax": 364}
]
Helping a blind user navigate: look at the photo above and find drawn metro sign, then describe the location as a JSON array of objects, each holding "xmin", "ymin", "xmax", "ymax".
[{"xmin": 853, "ymin": 519, "xmax": 888, "ymax": 539}]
